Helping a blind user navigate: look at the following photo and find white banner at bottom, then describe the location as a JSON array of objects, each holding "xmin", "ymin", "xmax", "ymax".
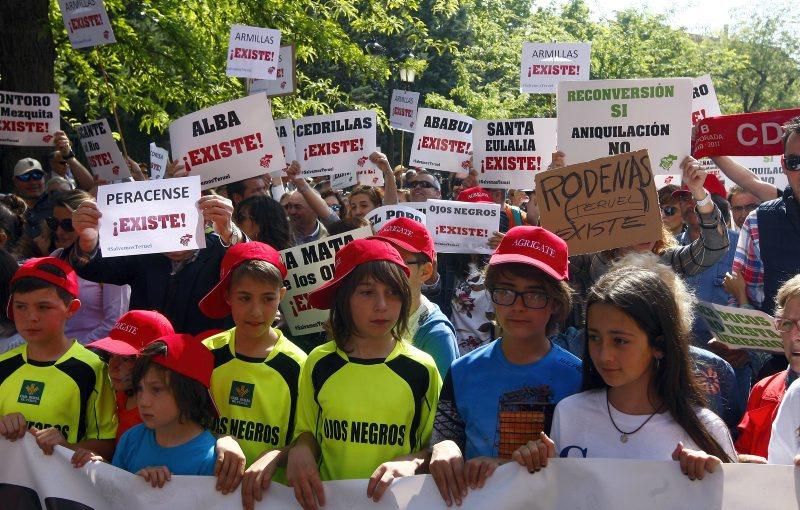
[{"xmin": 0, "ymin": 435, "xmax": 795, "ymax": 509}]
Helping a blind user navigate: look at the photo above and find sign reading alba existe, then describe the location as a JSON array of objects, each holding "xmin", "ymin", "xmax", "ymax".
[
  {"xmin": 293, "ymin": 111, "xmax": 377, "ymax": 178},
  {"xmin": 58, "ymin": 0, "xmax": 116, "ymax": 49},
  {"xmin": 77, "ymin": 118, "xmax": 130, "ymax": 181},
  {"xmin": 0, "ymin": 91, "xmax": 60, "ymax": 147},
  {"xmin": 696, "ymin": 301, "xmax": 784, "ymax": 353},
  {"xmin": 535, "ymin": 150, "xmax": 661, "ymax": 255},
  {"xmin": 169, "ymin": 92, "xmax": 285, "ymax": 189},
  {"xmin": 520, "ymin": 42, "xmax": 591, "ymax": 94},
  {"xmin": 557, "ymin": 78, "xmax": 692, "ymax": 174},
  {"xmin": 474, "ymin": 118, "xmax": 557, "ymax": 189},
  {"xmin": 96, "ymin": 176, "xmax": 205, "ymax": 257},
  {"xmin": 409, "ymin": 108, "xmax": 474, "ymax": 173},
  {"xmin": 226, "ymin": 24, "xmax": 281, "ymax": 80}
]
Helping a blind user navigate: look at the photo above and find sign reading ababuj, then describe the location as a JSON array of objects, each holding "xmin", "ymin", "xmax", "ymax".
[
  {"xmin": 520, "ymin": 42, "xmax": 591, "ymax": 94},
  {"xmin": 693, "ymin": 108, "xmax": 800, "ymax": 159},
  {"xmin": 696, "ymin": 301, "xmax": 784, "ymax": 353},
  {"xmin": 474, "ymin": 118, "xmax": 557, "ymax": 189},
  {"xmin": 557, "ymin": 78, "xmax": 692, "ymax": 175},
  {"xmin": 169, "ymin": 92, "xmax": 285, "ymax": 189},
  {"xmin": 293, "ymin": 111, "xmax": 376, "ymax": 178},
  {"xmin": 280, "ymin": 226, "xmax": 372, "ymax": 335},
  {"xmin": 58, "ymin": 0, "xmax": 116, "ymax": 49},
  {"xmin": 0, "ymin": 91, "xmax": 60, "ymax": 147},
  {"xmin": 249, "ymin": 45, "xmax": 297, "ymax": 96},
  {"xmin": 691, "ymin": 74, "xmax": 721, "ymax": 126},
  {"xmin": 366, "ymin": 204, "xmax": 427, "ymax": 231},
  {"xmin": 535, "ymin": 150, "xmax": 661, "ymax": 256},
  {"xmin": 425, "ymin": 199, "xmax": 500, "ymax": 254},
  {"xmin": 409, "ymin": 108, "xmax": 474, "ymax": 173},
  {"xmin": 77, "ymin": 119, "xmax": 130, "ymax": 181},
  {"xmin": 274, "ymin": 118, "xmax": 296, "ymax": 175},
  {"xmin": 149, "ymin": 143, "xmax": 168, "ymax": 180},
  {"xmin": 226, "ymin": 24, "xmax": 281, "ymax": 80},
  {"xmin": 96, "ymin": 176, "xmax": 205, "ymax": 257},
  {"xmin": 390, "ymin": 90, "xmax": 421, "ymax": 132}
]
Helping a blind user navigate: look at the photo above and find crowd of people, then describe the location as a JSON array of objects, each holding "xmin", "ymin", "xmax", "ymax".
[{"xmin": 1, "ymin": 117, "xmax": 799, "ymax": 509}]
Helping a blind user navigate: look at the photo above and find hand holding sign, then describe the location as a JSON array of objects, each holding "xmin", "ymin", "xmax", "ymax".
[
  {"xmin": 197, "ymin": 195, "xmax": 235, "ymax": 243},
  {"xmin": 73, "ymin": 200, "xmax": 103, "ymax": 254}
]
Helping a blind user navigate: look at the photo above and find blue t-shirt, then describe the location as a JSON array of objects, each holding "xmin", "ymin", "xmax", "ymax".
[
  {"xmin": 112, "ymin": 423, "xmax": 216, "ymax": 475},
  {"xmin": 413, "ymin": 299, "xmax": 460, "ymax": 377},
  {"xmin": 435, "ymin": 338, "xmax": 582, "ymax": 459}
]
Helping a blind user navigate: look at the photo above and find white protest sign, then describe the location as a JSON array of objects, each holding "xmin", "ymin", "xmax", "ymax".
[
  {"xmin": 691, "ymin": 74, "xmax": 722, "ymax": 126},
  {"xmin": 58, "ymin": 0, "xmax": 116, "ymax": 49},
  {"xmin": 696, "ymin": 301, "xmax": 784, "ymax": 353},
  {"xmin": 401, "ymin": 201, "xmax": 428, "ymax": 215},
  {"xmin": 739, "ymin": 155, "xmax": 788, "ymax": 190},
  {"xmin": 169, "ymin": 92, "xmax": 285, "ymax": 189},
  {"xmin": 280, "ymin": 227, "xmax": 372, "ymax": 335},
  {"xmin": 389, "ymin": 90, "xmax": 420, "ymax": 132},
  {"xmin": 557, "ymin": 78, "xmax": 692, "ymax": 174},
  {"xmin": 249, "ymin": 45, "xmax": 296, "ymax": 97},
  {"xmin": 149, "ymin": 143, "xmax": 168, "ymax": 180},
  {"xmin": 96, "ymin": 176, "xmax": 205, "ymax": 257},
  {"xmin": 474, "ymin": 118, "xmax": 557, "ymax": 189},
  {"xmin": 357, "ymin": 147, "xmax": 384, "ymax": 186},
  {"xmin": 366, "ymin": 204, "xmax": 427, "ymax": 231},
  {"xmin": 520, "ymin": 42, "xmax": 591, "ymax": 94},
  {"xmin": 274, "ymin": 117, "xmax": 296, "ymax": 176},
  {"xmin": 425, "ymin": 199, "xmax": 500, "ymax": 254},
  {"xmin": 331, "ymin": 170, "xmax": 357, "ymax": 190},
  {"xmin": 293, "ymin": 110, "xmax": 376, "ymax": 178},
  {"xmin": 409, "ymin": 108, "xmax": 474, "ymax": 173},
  {"xmin": 0, "ymin": 91, "xmax": 60, "ymax": 147},
  {"xmin": 653, "ymin": 174, "xmax": 681, "ymax": 190},
  {"xmin": 77, "ymin": 118, "xmax": 130, "ymax": 181},
  {"xmin": 226, "ymin": 24, "xmax": 281, "ymax": 80}
]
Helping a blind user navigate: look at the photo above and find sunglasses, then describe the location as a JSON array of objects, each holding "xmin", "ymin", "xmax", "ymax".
[
  {"xmin": 45, "ymin": 217, "xmax": 74, "ymax": 232},
  {"xmin": 661, "ymin": 205, "xmax": 678, "ymax": 217},
  {"xmin": 409, "ymin": 180, "xmax": 437, "ymax": 190},
  {"xmin": 15, "ymin": 170, "xmax": 45, "ymax": 182},
  {"xmin": 786, "ymin": 155, "xmax": 800, "ymax": 172}
]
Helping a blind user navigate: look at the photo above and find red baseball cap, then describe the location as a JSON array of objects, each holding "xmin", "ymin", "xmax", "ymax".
[
  {"xmin": 457, "ymin": 186, "xmax": 493, "ymax": 204},
  {"xmin": 672, "ymin": 174, "xmax": 726, "ymax": 199},
  {"xmin": 147, "ymin": 333, "xmax": 214, "ymax": 389},
  {"xmin": 371, "ymin": 217, "xmax": 436, "ymax": 262},
  {"xmin": 87, "ymin": 310, "xmax": 174, "ymax": 356},
  {"xmin": 7, "ymin": 257, "xmax": 79, "ymax": 319},
  {"xmin": 489, "ymin": 226, "xmax": 569, "ymax": 281},
  {"xmin": 308, "ymin": 238, "xmax": 410, "ymax": 310},
  {"xmin": 199, "ymin": 242, "xmax": 288, "ymax": 319}
]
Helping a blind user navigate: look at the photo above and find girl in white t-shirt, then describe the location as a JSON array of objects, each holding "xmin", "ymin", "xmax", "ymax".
[{"xmin": 513, "ymin": 253, "xmax": 737, "ymax": 480}]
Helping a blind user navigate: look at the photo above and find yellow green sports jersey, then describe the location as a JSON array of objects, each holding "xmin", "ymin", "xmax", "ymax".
[
  {"xmin": 203, "ymin": 327, "xmax": 306, "ymax": 466},
  {"xmin": 294, "ymin": 340, "xmax": 441, "ymax": 481},
  {"xmin": 0, "ymin": 341, "xmax": 117, "ymax": 444}
]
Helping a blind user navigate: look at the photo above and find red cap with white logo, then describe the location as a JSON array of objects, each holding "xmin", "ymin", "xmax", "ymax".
[
  {"xmin": 489, "ymin": 226, "xmax": 569, "ymax": 280},
  {"xmin": 457, "ymin": 186, "xmax": 493, "ymax": 204},
  {"xmin": 87, "ymin": 310, "xmax": 175, "ymax": 356},
  {"xmin": 371, "ymin": 217, "xmax": 436, "ymax": 262}
]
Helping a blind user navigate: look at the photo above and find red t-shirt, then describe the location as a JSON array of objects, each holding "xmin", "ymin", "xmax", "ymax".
[
  {"xmin": 115, "ymin": 391, "xmax": 141, "ymax": 442},
  {"xmin": 735, "ymin": 370, "xmax": 788, "ymax": 458}
]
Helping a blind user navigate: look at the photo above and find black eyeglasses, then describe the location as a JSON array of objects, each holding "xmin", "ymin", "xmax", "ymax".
[
  {"xmin": 15, "ymin": 170, "xmax": 45, "ymax": 182},
  {"xmin": 489, "ymin": 288, "xmax": 549, "ymax": 309},
  {"xmin": 661, "ymin": 205, "xmax": 678, "ymax": 217},
  {"xmin": 786, "ymin": 155, "xmax": 800, "ymax": 172},
  {"xmin": 45, "ymin": 217, "xmax": 73, "ymax": 232},
  {"xmin": 409, "ymin": 180, "xmax": 437, "ymax": 190},
  {"xmin": 731, "ymin": 203, "xmax": 759, "ymax": 215}
]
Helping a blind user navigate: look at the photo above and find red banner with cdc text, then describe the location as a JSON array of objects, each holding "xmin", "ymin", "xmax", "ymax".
[{"xmin": 692, "ymin": 108, "xmax": 800, "ymax": 158}]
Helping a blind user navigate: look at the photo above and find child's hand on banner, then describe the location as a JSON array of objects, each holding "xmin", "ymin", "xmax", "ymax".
[
  {"xmin": 71, "ymin": 448, "xmax": 105, "ymax": 468},
  {"xmin": 137, "ymin": 466, "xmax": 172, "ymax": 488},
  {"xmin": 30, "ymin": 426, "xmax": 67, "ymax": 455},
  {"xmin": 511, "ymin": 431, "xmax": 555, "ymax": 473},
  {"xmin": 429, "ymin": 440, "xmax": 468, "ymax": 507},
  {"xmin": 214, "ymin": 435, "xmax": 245, "ymax": 494},
  {"xmin": 672, "ymin": 442, "xmax": 721, "ymax": 481},
  {"xmin": 0, "ymin": 412, "xmax": 28, "ymax": 441}
]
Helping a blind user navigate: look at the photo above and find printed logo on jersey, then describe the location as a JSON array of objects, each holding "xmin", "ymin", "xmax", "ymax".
[
  {"xmin": 229, "ymin": 381, "xmax": 255, "ymax": 408},
  {"xmin": 18, "ymin": 380, "xmax": 45, "ymax": 405}
]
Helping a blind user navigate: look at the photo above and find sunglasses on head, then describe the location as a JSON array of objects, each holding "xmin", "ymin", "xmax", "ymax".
[
  {"xmin": 786, "ymin": 155, "xmax": 800, "ymax": 172},
  {"xmin": 661, "ymin": 205, "xmax": 678, "ymax": 217},
  {"xmin": 15, "ymin": 170, "xmax": 45, "ymax": 182},
  {"xmin": 409, "ymin": 180, "xmax": 437, "ymax": 190},
  {"xmin": 46, "ymin": 217, "xmax": 74, "ymax": 232}
]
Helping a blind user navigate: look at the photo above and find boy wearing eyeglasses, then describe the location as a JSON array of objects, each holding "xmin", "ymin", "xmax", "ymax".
[{"xmin": 428, "ymin": 226, "xmax": 582, "ymax": 506}]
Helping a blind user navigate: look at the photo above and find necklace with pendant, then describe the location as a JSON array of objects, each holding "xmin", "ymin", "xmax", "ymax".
[{"xmin": 606, "ymin": 389, "xmax": 660, "ymax": 443}]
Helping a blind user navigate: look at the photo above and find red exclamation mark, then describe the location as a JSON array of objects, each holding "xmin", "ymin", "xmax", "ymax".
[
  {"xmin": 255, "ymin": 132, "xmax": 263, "ymax": 148},
  {"xmin": 182, "ymin": 156, "xmax": 192, "ymax": 173},
  {"xmin": 180, "ymin": 213, "xmax": 186, "ymax": 227},
  {"xmin": 304, "ymin": 147, "xmax": 309, "ymax": 161},
  {"xmin": 466, "ymin": 143, "xmax": 471, "ymax": 154},
  {"xmin": 417, "ymin": 138, "xmax": 421, "ymax": 150},
  {"xmin": 480, "ymin": 159, "xmax": 485, "ymax": 173},
  {"xmin": 536, "ymin": 156, "xmax": 542, "ymax": 171},
  {"xmin": 113, "ymin": 222, "xmax": 118, "ymax": 236},
  {"xmin": 359, "ymin": 139, "xmax": 364, "ymax": 151}
]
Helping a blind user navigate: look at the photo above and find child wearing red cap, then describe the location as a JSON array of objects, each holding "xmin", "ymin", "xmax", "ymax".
[
  {"xmin": 287, "ymin": 238, "xmax": 441, "ymax": 509},
  {"xmin": 0, "ymin": 257, "xmax": 117, "ymax": 461},
  {"xmin": 199, "ymin": 241, "xmax": 306, "ymax": 508},
  {"xmin": 428, "ymin": 226, "xmax": 582, "ymax": 506},
  {"xmin": 110, "ymin": 334, "xmax": 218, "ymax": 486}
]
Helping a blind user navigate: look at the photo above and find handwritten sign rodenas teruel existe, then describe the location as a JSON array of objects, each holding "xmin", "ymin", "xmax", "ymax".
[{"xmin": 534, "ymin": 149, "xmax": 661, "ymax": 255}]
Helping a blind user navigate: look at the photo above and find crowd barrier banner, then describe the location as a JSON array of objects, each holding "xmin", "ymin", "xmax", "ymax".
[
  {"xmin": 409, "ymin": 108, "xmax": 475, "ymax": 173},
  {"xmin": 149, "ymin": 143, "xmax": 168, "ymax": 180},
  {"xmin": 697, "ymin": 301, "xmax": 785, "ymax": 354},
  {"xmin": 294, "ymin": 111, "xmax": 377, "ymax": 179},
  {"xmin": 1, "ymin": 435, "xmax": 796, "ymax": 510},
  {"xmin": 58, "ymin": 0, "xmax": 116, "ymax": 49},
  {"xmin": 390, "ymin": 90, "xmax": 421, "ymax": 133},
  {"xmin": 250, "ymin": 45, "xmax": 298, "ymax": 97},
  {"xmin": 520, "ymin": 42, "xmax": 591, "ymax": 94},
  {"xmin": 693, "ymin": 108, "xmax": 800, "ymax": 159},
  {"xmin": 77, "ymin": 118, "xmax": 130, "ymax": 181},
  {"xmin": 0, "ymin": 91, "xmax": 60, "ymax": 147},
  {"xmin": 225, "ymin": 25, "xmax": 281, "ymax": 80}
]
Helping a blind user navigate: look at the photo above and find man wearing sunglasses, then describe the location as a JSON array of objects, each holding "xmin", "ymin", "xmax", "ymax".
[
  {"xmin": 12, "ymin": 157, "xmax": 55, "ymax": 242},
  {"xmin": 46, "ymin": 130, "xmax": 95, "ymax": 192},
  {"xmin": 407, "ymin": 170, "xmax": 442, "ymax": 202}
]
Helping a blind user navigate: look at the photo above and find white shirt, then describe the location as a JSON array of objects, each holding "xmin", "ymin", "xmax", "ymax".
[{"xmin": 768, "ymin": 379, "xmax": 800, "ymax": 465}]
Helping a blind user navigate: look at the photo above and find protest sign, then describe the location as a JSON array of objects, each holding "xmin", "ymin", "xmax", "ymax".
[
  {"xmin": 366, "ymin": 204, "xmax": 427, "ymax": 230},
  {"xmin": 389, "ymin": 90, "xmax": 420, "ymax": 132},
  {"xmin": 425, "ymin": 199, "xmax": 500, "ymax": 254},
  {"xmin": 249, "ymin": 45, "xmax": 297, "ymax": 96},
  {"xmin": 520, "ymin": 42, "xmax": 591, "ymax": 94},
  {"xmin": 226, "ymin": 24, "xmax": 281, "ymax": 80},
  {"xmin": 0, "ymin": 91, "xmax": 60, "ymax": 147},
  {"xmin": 331, "ymin": 170, "xmax": 357, "ymax": 190},
  {"xmin": 96, "ymin": 176, "xmax": 205, "ymax": 257},
  {"xmin": 293, "ymin": 111, "xmax": 376, "ymax": 178},
  {"xmin": 274, "ymin": 117, "xmax": 296, "ymax": 175},
  {"xmin": 58, "ymin": 0, "xmax": 116, "ymax": 49},
  {"xmin": 693, "ymin": 108, "xmax": 800, "ymax": 159},
  {"xmin": 409, "ymin": 108, "xmax": 475, "ymax": 173},
  {"xmin": 77, "ymin": 118, "xmax": 130, "ymax": 181},
  {"xmin": 474, "ymin": 118, "xmax": 557, "ymax": 189},
  {"xmin": 653, "ymin": 174, "xmax": 680, "ymax": 189},
  {"xmin": 691, "ymin": 75, "xmax": 722, "ymax": 126},
  {"xmin": 557, "ymin": 78, "xmax": 692, "ymax": 174},
  {"xmin": 169, "ymin": 92, "xmax": 284, "ymax": 189},
  {"xmin": 357, "ymin": 148, "xmax": 385, "ymax": 187},
  {"xmin": 401, "ymin": 201, "xmax": 428, "ymax": 215},
  {"xmin": 696, "ymin": 301, "xmax": 784, "ymax": 353},
  {"xmin": 535, "ymin": 150, "xmax": 661, "ymax": 255},
  {"xmin": 280, "ymin": 227, "xmax": 372, "ymax": 335},
  {"xmin": 149, "ymin": 142, "xmax": 168, "ymax": 180},
  {"xmin": 738, "ymin": 155, "xmax": 788, "ymax": 189}
]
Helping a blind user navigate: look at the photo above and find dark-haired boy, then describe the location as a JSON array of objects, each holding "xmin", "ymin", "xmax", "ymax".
[{"xmin": 0, "ymin": 257, "xmax": 117, "ymax": 460}]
